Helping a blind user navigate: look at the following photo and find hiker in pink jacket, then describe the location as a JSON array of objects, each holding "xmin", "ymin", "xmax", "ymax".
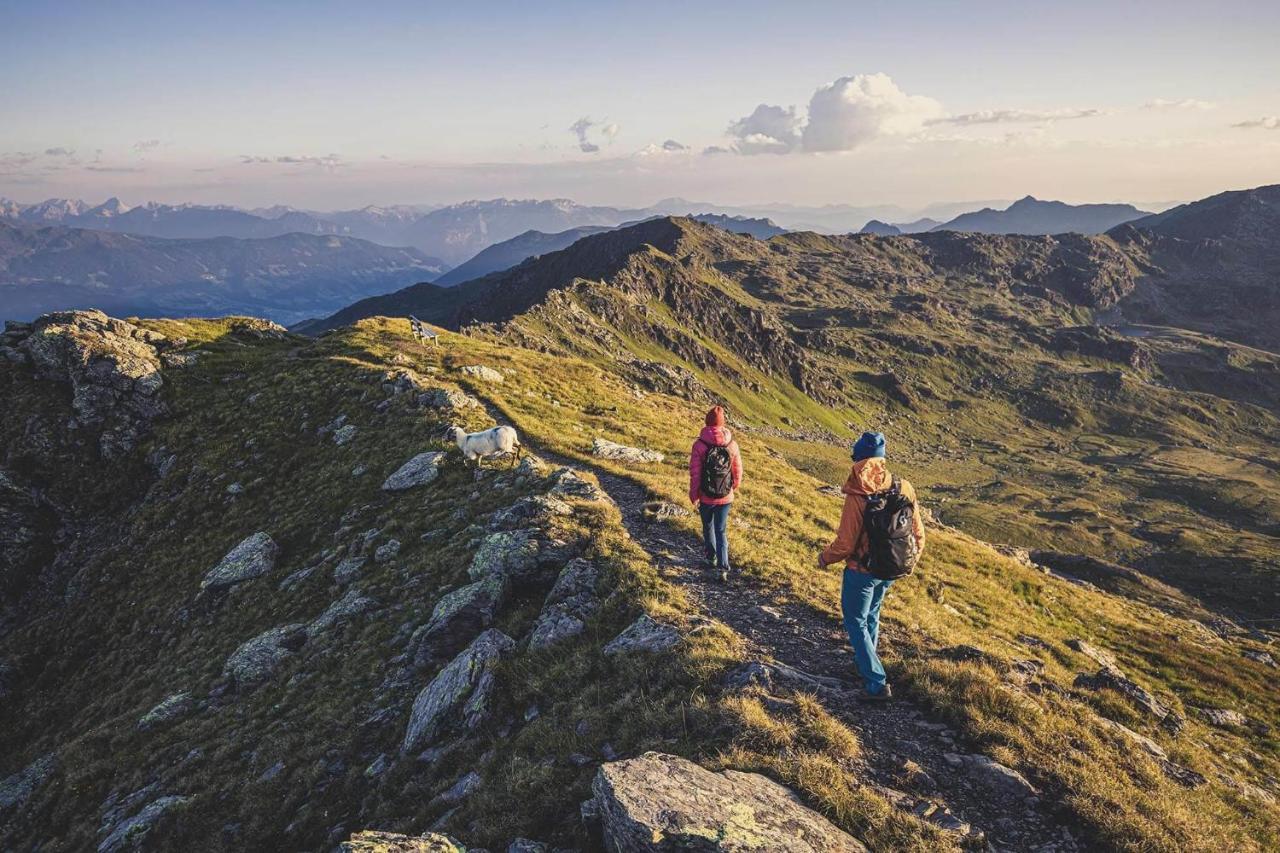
[{"xmin": 689, "ymin": 406, "xmax": 743, "ymax": 581}]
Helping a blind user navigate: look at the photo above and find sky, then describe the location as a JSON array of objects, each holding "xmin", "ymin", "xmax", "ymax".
[{"xmin": 2, "ymin": 0, "xmax": 1278, "ymax": 212}]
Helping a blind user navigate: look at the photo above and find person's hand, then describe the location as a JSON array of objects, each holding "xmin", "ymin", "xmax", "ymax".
[{"xmin": 816, "ymin": 552, "xmax": 826, "ymax": 569}]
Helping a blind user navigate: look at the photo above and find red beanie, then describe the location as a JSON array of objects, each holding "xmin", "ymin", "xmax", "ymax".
[{"xmin": 706, "ymin": 406, "xmax": 725, "ymax": 427}]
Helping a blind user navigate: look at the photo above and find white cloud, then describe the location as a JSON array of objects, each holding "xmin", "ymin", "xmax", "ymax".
[
  {"xmin": 661, "ymin": 139, "xmax": 687, "ymax": 151},
  {"xmin": 133, "ymin": 139, "xmax": 162, "ymax": 152},
  {"xmin": 602, "ymin": 122, "xmax": 621, "ymax": 141},
  {"xmin": 569, "ymin": 117, "xmax": 600, "ymax": 153},
  {"xmin": 1233, "ymin": 116, "xmax": 1279, "ymax": 130},
  {"xmin": 240, "ymin": 154, "xmax": 345, "ymax": 169},
  {"xmin": 727, "ymin": 104, "xmax": 800, "ymax": 154},
  {"xmin": 933, "ymin": 107, "xmax": 1105, "ymax": 126},
  {"xmin": 801, "ymin": 73, "xmax": 944, "ymax": 151},
  {"xmin": 637, "ymin": 139, "xmax": 691, "ymax": 157},
  {"xmin": 1143, "ymin": 98, "xmax": 1214, "ymax": 111}
]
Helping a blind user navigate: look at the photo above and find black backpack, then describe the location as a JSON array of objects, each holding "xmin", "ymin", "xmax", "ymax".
[
  {"xmin": 859, "ymin": 477, "xmax": 919, "ymax": 580},
  {"xmin": 699, "ymin": 441, "xmax": 734, "ymax": 499}
]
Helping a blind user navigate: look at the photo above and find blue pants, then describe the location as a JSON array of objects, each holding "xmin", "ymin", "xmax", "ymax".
[
  {"xmin": 841, "ymin": 569, "xmax": 893, "ymax": 694},
  {"xmin": 698, "ymin": 502, "xmax": 731, "ymax": 569}
]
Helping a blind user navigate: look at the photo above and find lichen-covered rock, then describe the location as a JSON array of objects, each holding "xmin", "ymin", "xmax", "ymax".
[
  {"xmin": 383, "ymin": 452, "xmax": 446, "ymax": 491},
  {"xmin": 529, "ymin": 559, "xmax": 600, "ymax": 650},
  {"xmin": 0, "ymin": 753, "xmax": 56, "ymax": 814},
  {"xmin": 603, "ymin": 615, "xmax": 680, "ymax": 657},
  {"xmin": 1073, "ymin": 667, "xmax": 1170, "ymax": 721},
  {"xmin": 467, "ymin": 529, "xmax": 540, "ymax": 581},
  {"xmin": 489, "ymin": 494, "xmax": 573, "ymax": 531},
  {"xmin": 946, "ymin": 753, "xmax": 1037, "ymax": 800},
  {"xmin": 590, "ymin": 438, "xmax": 664, "ymax": 464},
  {"xmin": 308, "ymin": 588, "xmax": 376, "ymax": 638},
  {"xmin": 414, "ymin": 574, "xmax": 508, "ymax": 662},
  {"xmin": 458, "ymin": 364, "xmax": 504, "ymax": 383},
  {"xmin": 1243, "ymin": 648, "xmax": 1277, "ymax": 667},
  {"xmin": 333, "ymin": 424, "xmax": 358, "ymax": 446},
  {"xmin": 1198, "ymin": 707, "xmax": 1248, "ymax": 728},
  {"xmin": 137, "ymin": 692, "xmax": 194, "ymax": 731},
  {"xmin": 591, "ymin": 752, "xmax": 867, "ymax": 852},
  {"xmin": 98, "ymin": 794, "xmax": 190, "ymax": 853},
  {"xmin": 223, "ymin": 623, "xmax": 307, "ymax": 687},
  {"xmin": 1066, "ymin": 638, "xmax": 1122, "ymax": 673},
  {"xmin": 334, "ymin": 554, "xmax": 368, "ymax": 585},
  {"xmin": 15, "ymin": 310, "xmax": 172, "ymax": 459},
  {"xmin": 228, "ymin": 317, "xmax": 288, "ymax": 339},
  {"xmin": 548, "ymin": 467, "xmax": 606, "ymax": 502},
  {"xmin": 417, "ymin": 387, "xmax": 480, "ymax": 410},
  {"xmin": 402, "ymin": 629, "xmax": 514, "ymax": 753},
  {"xmin": 200, "ymin": 532, "xmax": 278, "ymax": 591},
  {"xmin": 374, "ymin": 539, "xmax": 401, "ymax": 563},
  {"xmin": 341, "ymin": 831, "xmax": 466, "ymax": 853}
]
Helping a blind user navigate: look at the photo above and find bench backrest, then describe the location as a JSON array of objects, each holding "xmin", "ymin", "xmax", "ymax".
[{"xmin": 409, "ymin": 316, "xmax": 437, "ymax": 340}]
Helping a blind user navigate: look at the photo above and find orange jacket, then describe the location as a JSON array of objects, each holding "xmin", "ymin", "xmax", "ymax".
[{"xmin": 820, "ymin": 458, "xmax": 926, "ymax": 570}]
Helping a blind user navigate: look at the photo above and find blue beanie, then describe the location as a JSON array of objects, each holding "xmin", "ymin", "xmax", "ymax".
[{"xmin": 852, "ymin": 431, "xmax": 886, "ymax": 461}]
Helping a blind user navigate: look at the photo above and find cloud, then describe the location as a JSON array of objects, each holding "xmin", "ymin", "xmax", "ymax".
[
  {"xmin": 1, "ymin": 151, "xmax": 39, "ymax": 168},
  {"xmin": 1143, "ymin": 98, "xmax": 1214, "ymax": 111},
  {"xmin": 240, "ymin": 154, "xmax": 346, "ymax": 168},
  {"xmin": 569, "ymin": 117, "xmax": 600, "ymax": 153},
  {"xmin": 1233, "ymin": 116, "xmax": 1279, "ymax": 130},
  {"xmin": 802, "ymin": 74, "xmax": 944, "ymax": 151},
  {"xmin": 85, "ymin": 165, "xmax": 144, "ymax": 173},
  {"xmin": 933, "ymin": 107, "xmax": 1105, "ymax": 126},
  {"xmin": 44, "ymin": 147, "xmax": 76, "ymax": 157},
  {"xmin": 702, "ymin": 145, "xmax": 732, "ymax": 156},
  {"xmin": 133, "ymin": 139, "xmax": 162, "ymax": 152},
  {"xmin": 661, "ymin": 139, "xmax": 687, "ymax": 151},
  {"xmin": 601, "ymin": 122, "xmax": 621, "ymax": 141},
  {"xmin": 727, "ymin": 104, "xmax": 800, "ymax": 154},
  {"xmin": 636, "ymin": 139, "xmax": 691, "ymax": 157}
]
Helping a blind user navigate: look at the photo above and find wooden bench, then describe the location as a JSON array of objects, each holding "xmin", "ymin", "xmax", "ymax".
[{"xmin": 409, "ymin": 315, "xmax": 439, "ymax": 346}]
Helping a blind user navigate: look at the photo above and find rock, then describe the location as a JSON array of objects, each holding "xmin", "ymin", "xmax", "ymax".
[
  {"xmin": 413, "ymin": 574, "xmax": 509, "ymax": 662},
  {"xmin": 507, "ymin": 840, "xmax": 552, "ymax": 853},
  {"xmin": 364, "ymin": 754, "xmax": 390, "ymax": 779},
  {"xmin": 603, "ymin": 615, "xmax": 680, "ymax": 657},
  {"xmin": 591, "ymin": 752, "xmax": 867, "ymax": 852},
  {"xmin": 223, "ymin": 623, "xmax": 307, "ymax": 687},
  {"xmin": 468, "ymin": 529, "xmax": 540, "ymax": 581},
  {"xmin": 590, "ymin": 438, "xmax": 664, "ymax": 464},
  {"xmin": 200, "ymin": 532, "xmax": 279, "ymax": 591},
  {"xmin": 641, "ymin": 501, "xmax": 690, "ymax": 521},
  {"xmin": 382, "ymin": 369, "xmax": 426, "ymax": 395},
  {"xmin": 459, "ymin": 364, "xmax": 504, "ymax": 383},
  {"xmin": 0, "ymin": 753, "xmax": 56, "ymax": 814},
  {"xmin": 1094, "ymin": 716, "xmax": 1166, "ymax": 759},
  {"xmin": 1073, "ymin": 667, "xmax": 1171, "ymax": 721},
  {"xmin": 548, "ymin": 467, "xmax": 606, "ymax": 501},
  {"xmin": 383, "ymin": 452, "xmax": 446, "ymax": 491},
  {"xmin": 1066, "ymin": 638, "xmax": 1122, "ymax": 673},
  {"xmin": 318, "ymin": 414, "xmax": 348, "ymax": 437},
  {"xmin": 402, "ymin": 629, "xmax": 515, "ymax": 753},
  {"xmin": 137, "ymin": 692, "xmax": 194, "ymax": 731},
  {"xmin": 98, "ymin": 794, "xmax": 190, "ymax": 853},
  {"xmin": 528, "ymin": 559, "xmax": 600, "ymax": 650},
  {"xmin": 308, "ymin": 588, "xmax": 376, "ymax": 638},
  {"xmin": 724, "ymin": 661, "xmax": 774, "ymax": 690},
  {"xmin": 940, "ymin": 644, "xmax": 993, "ymax": 664},
  {"xmin": 949, "ymin": 753, "xmax": 1038, "ymax": 800},
  {"xmin": 374, "ymin": 539, "xmax": 401, "ymax": 563},
  {"xmin": 225, "ymin": 482, "xmax": 244, "ymax": 495},
  {"xmin": 1243, "ymin": 648, "xmax": 1276, "ymax": 668},
  {"xmin": 436, "ymin": 770, "xmax": 481, "ymax": 805},
  {"xmin": 228, "ymin": 317, "xmax": 288, "ymax": 339},
  {"xmin": 417, "ymin": 387, "xmax": 481, "ymax": 410},
  {"xmin": 489, "ymin": 494, "xmax": 573, "ymax": 531},
  {"xmin": 341, "ymin": 831, "xmax": 467, "ymax": 853},
  {"xmin": 333, "ymin": 424, "xmax": 358, "ymax": 446},
  {"xmin": 15, "ymin": 310, "xmax": 170, "ymax": 458},
  {"xmin": 334, "ymin": 554, "xmax": 368, "ymax": 585},
  {"xmin": 1198, "ymin": 707, "xmax": 1248, "ymax": 729}
]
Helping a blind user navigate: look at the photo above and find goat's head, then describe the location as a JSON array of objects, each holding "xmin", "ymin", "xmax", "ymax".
[{"xmin": 444, "ymin": 425, "xmax": 463, "ymax": 443}]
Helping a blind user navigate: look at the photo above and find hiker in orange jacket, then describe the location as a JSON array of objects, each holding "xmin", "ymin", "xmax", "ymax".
[
  {"xmin": 689, "ymin": 406, "xmax": 743, "ymax": 581},
  {"xmin": 817, "ymin": 431, "xmax": 925, "ymax": 701}
]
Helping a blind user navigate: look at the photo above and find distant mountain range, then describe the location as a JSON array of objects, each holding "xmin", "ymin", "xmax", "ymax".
[{"xmin": 0, "ymin": 221, "xmax": 447, "ymax": 324}]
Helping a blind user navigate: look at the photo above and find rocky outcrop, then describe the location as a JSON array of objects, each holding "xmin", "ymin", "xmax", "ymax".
[
  {"xmin": 590, "ymin": 438, "xmax": 664, "ymax": 464},
  {"xmin": 417, "ymin": 387, "xmax": 480, "ymax": 411},
  {"xmin": 1197, "ymin": 707, "xmax": 1248, "ymax": 729},
  {"xmin": 489, "ymin": 494, "xmax": 573, "ymax": 531},
  {"xmin": 413, "ymin": 574, "xmax": 509, "ymax": 662},
  {"xmin": 943, "ymin": 753, "xmax": 1037, "ymax": 801},
  {"xmin": 9, "ymin": 310, "xmax": 174, "ymax": 459},
  {"xmin": 548, "ymin": 467, "xmax": 606, "ymax": 502},
  {"xmin": 603, "ymin": 615, "xmax": 680, "ymax": 657},
  {"xmin": 223, "ymin": 623, "xmax": 307, "ymax": 687},
  {"xmin": 98, "ymin": 794, "xmax": 190, "ymax": 853},
  {"xmin": 307, "ymin": 588, "xmax": 376, "ymax": 638},
  {"xmin": 402, "ymin": 628, "xmax": 514, "ymax": 754},
  {"xmin": 0, "ymin": 470, "xmax": 57, "ymax": 604},
  {"xmin": 529, "ymin": 559, "xmax": 600, "ymax": 650},
  {"xmin": 1073, "ymin": 667, "xmax": 1174, "ymax": 726},
  {"xmin": 200, "ymin": 532, "xmax": 279, "ymax": 591},
  {"xmin": 0, "ymin": 753, "xmax": 57, "ymax": 815},
  {"xmin": 590, "ymin": 752, "xmax": 867, "ymax": 851},
  {"xmin": 137, "ymin": 692, "xmax": 194, "ymax": 731},
  {"xmin": 458, "ymin": 364, "xmax": 504, "ymax": 383},
  {"xmin": 342, "ymin": 831, "xmax": 467, "ymax": 853},
  {"xmin": 468, "ymin": 529, "xmax": 541, "ymax": 582},
  {"xmin": 383, "ymin": 452, "xmax": 446, "ymax": 491}
]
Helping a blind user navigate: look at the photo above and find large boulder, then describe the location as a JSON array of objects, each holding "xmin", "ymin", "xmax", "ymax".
[
  {"xmin": 200, "ymin": 532, "xmax": 278, "ymax": 591},
  {"xmin": 417, "ymin": 387, "xmax": 480, "ymax": 411},
  {"xmin": 468, "ymin": 529, "xmax": 541, "ymax": 581},
  {"xmin": 413, "ymin": 574, "xmax": 509, "ymax": 662},
  {"xmin": 383, "ymin": 452, "xmax": 446, "ymax": 491},
  {"xmin": 342, "ymin": 831, "xmax": 466, "ymax": 852},
  {"xmin": 604, "ymin": 615, "xmax": 680, "ymax": 657},
  {"xmin": 137, "ymin": 692, "xmax": 194, "ymax": 731},
  {"xmin": 98, "ymin": 794, "xmax": 190, "ymax": 853},
  {"xmin": 0, "ymin": 753, "xmax": 57, "ymax": 815},
  {"xmin": 13, "ymin": 310, "xmax": 172, "ymax": 459},
  {"xmin": 529, "ymin": 559, "xmax": 599, "ymax": 650},
  {"xmin": 402, "ymin": 628, "xmax": 514, "ymax": 754},
  {"xmin": 307, "ymin": 588, "xmax": 376, "ymax": 638},
  {"xmin": 591, "ymin": 752, "xmax": 867, "ymax": 851},
  {"xmin": 590, "ymin": 438, "xmax": 664, "ymax": 464},
  {"xmin": 223, "ymin": 623, "xmax": 307, "ymax": 687}
]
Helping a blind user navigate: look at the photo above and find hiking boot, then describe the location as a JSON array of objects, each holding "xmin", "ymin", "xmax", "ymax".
[
  {"xmin": 717, "ymin": 566, "xmax": 730, "ymax": 582},
  {"xmin": 859, "ymin": 684, "xmax": 893, "ymax": 702}
]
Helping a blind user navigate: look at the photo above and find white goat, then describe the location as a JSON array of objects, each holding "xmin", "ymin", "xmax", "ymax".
[{"xmin": 447, "ymin": 425, "xmax": 522, "ymax": 467}]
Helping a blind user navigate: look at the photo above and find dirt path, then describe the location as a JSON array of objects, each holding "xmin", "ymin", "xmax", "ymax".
[{"xmin": 542, "ymin": 448, "xmax": 1079, "ymax": 853}]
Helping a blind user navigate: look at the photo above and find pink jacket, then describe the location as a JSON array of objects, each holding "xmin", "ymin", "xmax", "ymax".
[{"xmin": 689, "ymin": 425, "xmax": 743, "ymax": 505}]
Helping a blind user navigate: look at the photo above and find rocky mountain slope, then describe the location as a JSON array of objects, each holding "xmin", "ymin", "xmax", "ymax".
[
  {"xmin": 435, "ymin": 227, "xmax": 614, "ymax": 287},
  {"xmin": 0, "ymin": 221, "xmax": 448, "ymax": 325},
  {"xmin": 1, "ymin": 306, "xmax": 1277, "ymax": 852},
  {"xmin": 930, "ymin": 196, "xmax": 1150, "ymax": 235}
]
